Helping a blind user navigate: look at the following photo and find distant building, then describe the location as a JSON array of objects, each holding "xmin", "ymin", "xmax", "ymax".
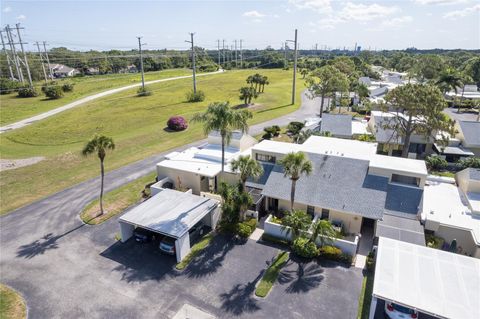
[{"xmin": 51, "ymin": 64, "xmax": 79, "ymax": 78}]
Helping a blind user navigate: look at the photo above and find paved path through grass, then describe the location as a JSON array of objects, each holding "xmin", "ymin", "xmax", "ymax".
[{"xmin": 0, "ymin": 70, "xmax": 223, "ymax": 133}]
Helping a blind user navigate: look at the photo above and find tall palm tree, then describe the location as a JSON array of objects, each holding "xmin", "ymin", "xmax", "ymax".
[
  {"xmin": 279, "ymin": 152, "xmax": 313, "ymax": 211},
  {"xmin": 82, "ymin": 134, "xmax": 115, "ymax": 215},
  {"xmin": 192, "ymin": 102, "xmax": 252, "ymax": 172},
  {"xmin": 230, "ymin": 155, "xmax": 263, "ymax": 192},
  {"xmin": 239, "ymin": 86, "xmax": 258, "ymax": 105},
  {"xmin": 281, "ymin": 210, "xmax": 311, "ymax": 241},
  {"xmin": 259, "ymin": 75, "xmax": 269, "ymax": 92},
  {"xmin": 310, "ymin": 219, "xmax": 336, "ymax": 246},
  {"xmin": 436, "ymin": 69, "xmax": 463, "ymax": 113}
]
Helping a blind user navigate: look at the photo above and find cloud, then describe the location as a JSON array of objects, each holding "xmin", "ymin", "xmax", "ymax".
[
  {"xmin": 381, "ymin": 16, "xmax": 413, "ymax": 27},
  {"xmin": 339, "ymin": 2, "xmax": 399, "ymax": 22},
  {"xmin": 242, "ymin": 10, "xmax": 266, "ymax": 18},
  {"xmin": 16, "ymin": 14, "xmax": 26, "ymax": 20},
  {"xmin": 3, "ymin": 6, "xmax": 11, "ymax": 13},
  {"xmin": 413, "ymin": 0, "xmax": 470, "ymax": 5},
  {"xmin": 443, "ymin": 4, "xmax": 480, "ymax": 19},
  {"xmin": 289, "ymin": 0, "xmax": 332, "ymax": 13}
]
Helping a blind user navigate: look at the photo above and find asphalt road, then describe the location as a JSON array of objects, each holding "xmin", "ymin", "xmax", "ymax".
[
  {"xmin": 0, "ymin": 91, "xmax": 323, "ymax": 318},
  {"xmin": 0, "ymin": 70, "xmax": 224, "ymax": 133},
  {"xmin": 443, "ymin": 107, "xmax": 479, "ymax": 122}
]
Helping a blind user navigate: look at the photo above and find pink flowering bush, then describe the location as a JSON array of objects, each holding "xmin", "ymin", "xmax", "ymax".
[{"xmin": 167, "ymin": 116, "xmax": 188, "ymax": 131}]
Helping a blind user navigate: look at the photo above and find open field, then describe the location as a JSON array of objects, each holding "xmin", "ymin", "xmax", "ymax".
[
  {"xmin": 0, "ymin": 68, "xmax": 191, "ymax": 125},
  {"xmin": 0, "ymin": 284, "xmax": 26, "ymax": 319},
  {"xmin": 0, "ymin": 69, "xmax": 304, "ymax": 214}
]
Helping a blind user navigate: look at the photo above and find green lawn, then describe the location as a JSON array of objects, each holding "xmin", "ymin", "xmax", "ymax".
[
  {"xmin": 255, "ymin": 251, "xmax": 289, "ymax": 297},
  {"xmin": 80, "ymin": 172, "xmax": 156, "ymax": 225},
  {"xmin": 357, "ymin": 271, "xmax": 375, "ymax": 319},
  {"xmin": 0, "ymin": 69, "xmax": 304, "ymax": 215},
  {"xmin": 0, "ymin": 284, "xmax": 26, "ymax": 319},
  {"xmin": 176, "ymin": 233, "xmax": 215, "ymax": 270},
  {"xmin": 0, "ymin": 68, "xmax": 191, "ymax": 125}
]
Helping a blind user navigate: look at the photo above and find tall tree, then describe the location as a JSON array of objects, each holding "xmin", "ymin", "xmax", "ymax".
[
  {"xmin": 436, "ymin": 69, "xmax": 463, "ymax": 113},
  {"xmin": 82, "ymin": 135, "xmax": 115, "ymax": 215},
  {"xmin": 230, "ymin": 155, "xmax": 263, "ymax": 192},
  {"xmin": 239, "ymin": 86, "xmax": 258, "ymax": 105},
  {"xmin": 259, "ymin": 75, "xmax": 269, "ymax": 92},
  {"xmin": 192, "ymin": 102, "xmax": 252, "ymax": 172},
  {"xmin": 279, "ymin": 152, "xmax": 313, "ymax": 211},
  {"xmin": 281, "ymin": 210, "xmax": 311, "ymax": 241},
  {"xmin": 383, "ymin": 83, "xmax": 454, "ymax": 158},
  {"xmin": 306, "ymin": 65, "xmax": 349, "ymax": 118}
]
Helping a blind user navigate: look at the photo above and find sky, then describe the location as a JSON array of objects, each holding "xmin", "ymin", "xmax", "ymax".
[{"xmin": 1, "ymin": 0, "xmax": 479, "ymax": 52}]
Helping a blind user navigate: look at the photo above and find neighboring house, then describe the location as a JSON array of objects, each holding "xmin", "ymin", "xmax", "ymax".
[
  {"xmin": 445, "ymin": 84, "xmax": 480, "ymax": 101},
  {"xmin": 248, "ymin": 136, "xmax": 427, "ymax": 238},
  {"xmin": 51, "ymin": 64, "xmax": 79, "ymax": 78},
  {"xmin": 368, "ymin": 110, "xmax": 434, "ymax": 158},
  {"xmin": 85, "ymin": 67, "xmax": 100, "ymax": 75},
  {"xmin": 456, "ymin": 120, "xmax": 480, "ymax": 157},
  {"xmin": 318, "ymin": 113, "xmax": 371, "ymax": 139},
  {"xmin": 156, "ymin": 131, "xmax": 257, "ymax": 195},
  {"xmin": 422, "ymin": 169, "xmax": 480, "ymax": 258}
]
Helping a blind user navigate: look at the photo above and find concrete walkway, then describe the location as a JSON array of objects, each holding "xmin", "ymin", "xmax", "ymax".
[
  {"xmin": 355, "ymin": 225, "xmax": 374, "ymax": 269},
  {"xmin": 0, "ymin": 70, "xmax": 224, "ymax": 133}
]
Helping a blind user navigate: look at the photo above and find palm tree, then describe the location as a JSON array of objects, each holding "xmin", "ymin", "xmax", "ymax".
[
  {"xmin": 82, "ymin": 134, "xmax": 115, "ymax": 215},
  {"xmin": 281, "ymin": 210, "xmax": 311, "ymax": 241},
  {"xmin": 300, "ymin": 69, "xmax": 308, "ymax": 79},
  {"xmin": 230, "ymin": 155, "xmax": 263, "ymax": 192},
  {"xmin": 259, "ymin": 75, "xmax": 269, "ymax": 92},
  {"xmin": 192, "ymin": 102, "xmax": 252, "ymax": 172},
  {"xmin": 310, "ymin": 219, "xmax": 336, "ymax": 246},
  {"xmin": 239, "ymin": 86, "xmax": 258, "ymax": 105},
  {"xmin": 279, "ymin": 152, "xmax": 313, "ymax": 211},
  {"xmin": 436, "ymin": 69, "xmax": 463, "ymax": 113}
]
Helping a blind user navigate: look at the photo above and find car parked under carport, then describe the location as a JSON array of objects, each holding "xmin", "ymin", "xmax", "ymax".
[{"xmin": 118, "ymin": 188, "xmax": 220, "ymax": 262}]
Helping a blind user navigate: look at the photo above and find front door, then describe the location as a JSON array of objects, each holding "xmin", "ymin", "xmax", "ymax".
[{"xmin": 267, "ymin": 197, "xmax": 278, "ymax": 212}]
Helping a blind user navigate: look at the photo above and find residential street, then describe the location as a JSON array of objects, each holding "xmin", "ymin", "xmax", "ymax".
[
  {"xmin": 0, "ymin": 91, "xmax": 342, "ymax": 318},
  {"xmin": 443, "ymin": 107, "xmax": 479, "ymax": 122}
]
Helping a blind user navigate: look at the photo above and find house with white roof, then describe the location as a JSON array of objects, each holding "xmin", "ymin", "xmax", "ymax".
[
  {"xmin": 51, "ymin": 64, "xmax": 79, "ymax": 78},
  {"xmin": 315, "ymin": 113, "xmax": 371, "ymax": 139},
  {"xmin": 434, "ymin": 120, "xmax": 480, "ymax": 161}
]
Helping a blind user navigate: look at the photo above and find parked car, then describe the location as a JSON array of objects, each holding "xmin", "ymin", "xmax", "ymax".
[
  {"xmin": 385, "ymin": 302, "xmax": 418, "ymax": 319},
  {"xmin": 189, "ymin": 222, "xmax": 205, "ymax": 243},
  {"xmin": 134, "ymin": 228, "xmax": 156, "ymax": 243},
  {"xmin": 159, "ymin": 237, "xmax": 176, "ymax": 255}
]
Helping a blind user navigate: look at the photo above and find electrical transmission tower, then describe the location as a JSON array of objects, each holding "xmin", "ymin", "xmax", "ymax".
[
  {"xmin": 185, "ymin": 33, "xmax": 196, "ymax": 93},
  {"xmin": 35, "ymin": 41, "xmax": 54, "ymax": 83},
  {"xmin": 2, "ymin": 24, "xmax": 33, "ymax": 86},
  {"xmin": 0, "ymin": 30, "xmax": 15, "ymax": 79},
  {"xmin": 239, "ymin": 39, "xmax": 243, "ymax": 68}
]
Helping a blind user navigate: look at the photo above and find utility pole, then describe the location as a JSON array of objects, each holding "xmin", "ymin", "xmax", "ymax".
[
  {"xmin": 0, "ymin": 31, "xmax": 15, "ymax": 80},
  {"xmin": 185, "ymin": 33, "xmax": 196, "ymax": 93},
  {"xmin": 315, "ymin": 43, "xmax": 318, "ymax": 55},
  {"xmin": 286, "ymin": 29, "xmax": 298, "ymax": 105},
  {"xmin": 217, "ymin": 39, "xmax": 221, "ymax": 66},
  {"xmin": 43, "ymin": 42, "xmax": 53, "ymax": 80},
  {"xmin": 137, "ymin": 36, "xmax": 145, "ymax": 90},
  {"xmin": 15, "ymin": 23, "xmax": 32, "ymax": 87},
  {"xmin": 234, "ymin": 39, "xmax": 237, "ymax": 68},
  {"xmin": 239, "ymin": 39, "xmax": 243, "ymax": 68},
  {"xmin": 284, "ymin": 41, "xmax": 287, "ymax": 66},
  {"xmin": 35, "ymin": 41, "xmax": 48, "ymax": 83},
  {"xmin": 222, "ymin": 39, "xmax": 225, "ymax": 65},
  {"xmin": 6, "ymin": 25, "xmax": 24, "ymax": 83}
]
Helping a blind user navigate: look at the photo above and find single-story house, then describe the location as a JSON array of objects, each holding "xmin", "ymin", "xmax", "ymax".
[
  {"xmin": 52, "ymin": 64, "xmax": 79, "ymax": 78},
  {"xmin": 318, "ymin": 113, "xmax": 371, "ymax": 139},
  {"xmin": 456, "ymin": 120, "xmax": 480, "ymax": 157},
  {"xmin": 433, "ymin": 120, "xmax": 479, "ymax": 161}
]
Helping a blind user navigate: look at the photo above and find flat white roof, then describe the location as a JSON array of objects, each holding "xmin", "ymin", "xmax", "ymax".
[
  {"xmin": 351, "ymin": 120, "xmax": 370, "ymax": 136},
  {"xmin": 301, "ymin": 136, "xmax": 377, "ymax": 160},
  {"xmin": 374, "ymin": 237, "xmax": 480, "ymax": 319},
  {"xmin": 369, "ymin": 154, "xmax": 427, "ymax": 176},
  {"xmin": 422, "ymin": 180, "xmax": 480, "ymax": 245},
  {"xmin": 252, "ymin": 140, "xmax": 304, "ymax": 155},
  {"xmin": 119, "ymin": 189, "xmax": 218, "ymax": 238}
]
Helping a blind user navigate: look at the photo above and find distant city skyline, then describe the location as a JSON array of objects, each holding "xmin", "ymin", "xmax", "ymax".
[{"xmin": 1, "ymin": 0, "xmax": 479, "ymax": 52}]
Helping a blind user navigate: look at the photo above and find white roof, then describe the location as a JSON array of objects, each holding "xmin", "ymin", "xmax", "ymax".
[
  {"xmin": 252, "ymin": 140, "xmax": 304, "ymax": 155},
  {"xmin": 369, "ymin": 154, "xmax": 427, "ymax": 176},
  {"xmin": 119, "ymin": 189, "xmax": 218, "ymax": 238},
  {"xmin": 422, "ymin": 180, "xmax": 480, "ymax": 245},
  {"xmin": 374, "ymin": 237, "xmax": 480, "ymax": 319},
  {"xmin": 351, "ymin": 120, "xmax": 370, "ymax": 136},
  {"xmin": 301, "ymin": 136, "xmax": 377, "ymax": 160}
]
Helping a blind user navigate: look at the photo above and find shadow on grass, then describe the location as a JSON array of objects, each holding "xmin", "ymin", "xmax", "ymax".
[
  {"xmin": 358, "ymin": 269, "xmax": 375, "ymax": 319},
  {"xmin": 220, "ymin": 271, "xmax": 263, "ymax": 315},
  {"xmin": 146, "ymin": 102, "xmax": 184, "ymax": 110},
  {"xmin": 256, "ymin": 104, "xmax": 292, "ymax": 113},
  {"xmin": 277, "ymin": 255, "xmax": 324, "ymax": 294},
  {"xmin": 16, "ymin": 223, "xmax": 86, "ymax": 259}
]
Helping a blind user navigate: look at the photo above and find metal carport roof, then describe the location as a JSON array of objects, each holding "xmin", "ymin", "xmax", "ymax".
[
  {"xmin": 373, "ymin": 237, "xmax": 480, "ymax": 319},
  {"xmin": 119, "ymin": 189, "xmax": 218, "ymax": 238},
  {"xmin": 375, "ymin": 213, "xmax": 426, "ymax": 246}
]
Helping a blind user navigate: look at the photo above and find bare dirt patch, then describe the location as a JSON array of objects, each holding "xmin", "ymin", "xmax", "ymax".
[{"xmin": 0, "ymin": 157, "xmax": 45, "ymax": 171}]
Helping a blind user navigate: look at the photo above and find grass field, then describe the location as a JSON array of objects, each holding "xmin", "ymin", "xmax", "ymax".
[
  {"xmin": 0, "ymin": 68, "xmax": 191, "ymax": 125},
  {"xmin": 357, "ymin": 271, "xmax": 375, "ymax": 319},
  {"xmin": 0, "ymin": 284, "xmax": 26, "ymax": 319},
  {"xmin": 0, "ymin": 69, "xmax": 304, "ymax": 214}
]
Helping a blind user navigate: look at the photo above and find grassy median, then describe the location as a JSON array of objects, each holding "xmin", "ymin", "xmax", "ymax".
[
  {"xmin": 0, "ymin": 284, "xmax": 26, "ymax": 319},
  {"xmin": 356, "ymin": 271, "xmax": 375, "ymax": 319},
  {"xmin": 176, "ymin": 233, "xmax": 215, "ymax": 270},
  {"xmin": 255, "ymin": 251, "xmax": 289, "ymax": 297}
]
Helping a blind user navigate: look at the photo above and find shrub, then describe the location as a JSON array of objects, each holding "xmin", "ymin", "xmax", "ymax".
[
  {"xmin": 425, "ymin": 156, "xmax": 448, "ymax": 171},
  {"xmin": 262, "ymin": 125, "xmax": 281, "ymax": 139},
  {"xmin": 270, "ymin": 215, "xmax": 283, "ymax": 225},
  {"xmin": 366, "ymin": 252, "xmax": 375, "ymax": 271},
  {"xmin": 186, "ymin": 90, "xmax": 205, "ymax": 102},
  {"xmin": 41, "ymin": 81, "xmax": 56, "ymax": 93},
  {"xmin": 61, "ymin": 82, "xmax": 74, "ymax": 92},
  {"xmin": 261, "ymin": 233, "xmax": 289, "ymax": 246},
  {"xmin": 137, "ymin": 86, "xmax": 152, "ymax": 96},
  {"xmin": 0, "ymin": 78, "xmax": 21, "ymax": 94},
  {"xmin": 44, "ymin": 85, "xmax": 64, "ymax": 99},
  {"xmin": 319, "ymin": 245, "xmax": 341, "ymax": 260},
  {"xmin": 458, "ymin": 157, "xmax": 480, "ymax": 169},
  {"xmin": 243, "ymin": 218, "xmax": 257, "ymax": 231},
  {"xmin": 167, "ymin": 116, "xmax": 188, "ymax": 131},
  {"xmin": 236, "ymin": 223, "xmax": 253, "ymax": 238},
  {"xmin": 286, "ymin": 121, "xmax": 304, "ymax": 135},
  {"xmin": 17, "ymin": 87, "xmax": 39, "ymax": 98},
  {"xmin": 292, "ymin": 237, "xmax": 319, "ymax": 259},
  {"xmin": 425, "ymin": 233, "xmax": 444, "ymax": 249}
]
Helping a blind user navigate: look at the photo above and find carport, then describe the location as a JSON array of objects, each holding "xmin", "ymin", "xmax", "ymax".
[
  {"xmin": 375, "ymin": 213, "xmax": 426, "ymax": 246},
  {"xmin": 369, "ymin": 237, "xmax": 480, "ymax": 319},
  {"xmin": 118, "ymin": 189, "xmax": 220, "ymax": 262}
]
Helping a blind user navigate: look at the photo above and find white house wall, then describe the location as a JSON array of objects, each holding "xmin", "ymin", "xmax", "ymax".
[
  {"xmin": 156, "ymin": 166, "xmax": 202, "ymax": 195},
  {"xmin": 175, "ymin": 233, "xmax": 191, "ymax": 263},
  {"xmin": 435, "ymin": 225, "xmax": 478, "ymax": 257},
  {"xmin": 119, "ymin": 222, "xmax": 134, "ymax": 243}
]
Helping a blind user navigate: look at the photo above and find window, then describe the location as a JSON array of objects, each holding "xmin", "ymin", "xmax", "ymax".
[
  {"xmin": 321, "ymin": 209, "xmax": 330, "ymax": 220},
  {"xmin": 391, "ymin": 174, "xmax": 419, "ymax": 186},
  {"xmin": 255, "ymin": 153, "xmax": 276, "ymax": 163},
  {"xmin": 307, "ymin": 205, "xmax": 315, "ymax": 215}
]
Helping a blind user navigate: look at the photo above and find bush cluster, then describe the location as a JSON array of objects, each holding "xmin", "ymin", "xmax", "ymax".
[
  {"xmin": 167, "ymin": 116, "xmax": 188, "ymax": 131},
  {"xmin": 62, "ymin": 82, "xmax": 75, "ymax": 92},
  {"xmin": 292, "ymin": 237, "xmax": 319, "ymax": 258},
  {"xmin": 286, "ymin": 121, "xmax": 304, "ymax": 135},
  {"xmin": 186, "ymin": 90, "xmax": 205, "ymax": 102},
  {"xmin": 366, "ymin": 252, "xmax": 375, "ymax": 272},
  {"xmin": 17, "ymin": 87, "xmax": 39, "ymax": 98},
  {"xmin": 236, "ymin": 218, "xmax": 257, "ymax": 238},
  {"xmin": 425, "ymin": 156, "xmax": 448, "ymax": 171},
  {"xmin": 0, "ymin": 78, "xmax": 21, "ymax": 94},
  {"xmin": 137, "ymin": 86, "xmax": 152, "ymax": 96},
  {"xmin": 319, "ymin": 245, "xmax": 352, "ymax": 264},
  {"xmin": 458, "ymin": 157, "xmax": 480, "ymax": 169},
  {"xmin": 262, "ymin": 125, "xmax": 281, "ymax": 140},
  {"xmin": 44, "ymin": 86, "xmax": 64, "ymax": 99},
  {"xmin": 261, "ymin": 233, "xmax": 289, "ymax": 246}
]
